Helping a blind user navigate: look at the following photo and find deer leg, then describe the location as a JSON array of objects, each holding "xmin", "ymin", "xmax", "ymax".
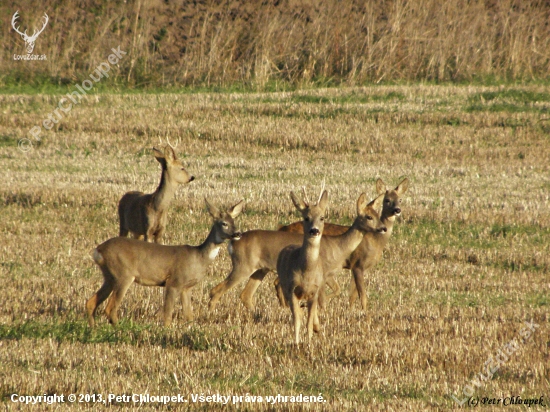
[
  {"xmin": 351, "ymin": 266, "xmax": 367, "ymax": 310},
  {"xmin": 180, "ymin": 289, "xmax": 193, "ymax": 322},
  {"xmin": 145, "ymin": 227, "xmax": 156, "ymax": 243},
  {"xmin": 86, "ymin": 280, "xmax": 113, "ymax": 327},
  {"xmin": 313, "ymin": 296, "xmax": 321, "ymax": 333},
  {"xmin": 325, "ymin": 275, "xmax": 341, "ymax": 298},
  {"xmin": 316, "ymin": 274, "xmax": 340, "ymax": 310},
  {"xmin": 163, "ymin": 286, "xmax": 179, "ymax": 326},
  {"xmin": 153, "ymin": 228, "xmax": 164, "ymax": 244},
  {"xmin": 104, "ymin": 277, "xmax": 134, "ymax": 325},
  {"xmin": 274, "ymin": 277, "xmax": 289, "ymax": 308},
  {"xmin": 209, "ymin": 264, "xmax": 253, "ymax": 310},
  {"xmin": 307, "ymin": 296, "xmax": 319, "ymax": 341},
  {"xmin": 240, "ymin": 268, "xmax": 270, "ymax": 310},
  {"xmin": 153, "ymin": 219, "xmax": 165, "ymax": 244},
  {"xmin": 155, "ymin": 215, "xmax": 168, "ymax": 245},
  {"xmin": 141, "ymin": 215, "xmax": 152, "ymax": 242},
  {"xmin": 348, "ymin": 280, "xmax": 358, "ymax": 304},
  {"xmin": 289, "ymin": 293, "xmax": 302, "ymax": 345},
  {"xmin": 317, "ymin": 284, "xmax": 326, "ymax": 310}
]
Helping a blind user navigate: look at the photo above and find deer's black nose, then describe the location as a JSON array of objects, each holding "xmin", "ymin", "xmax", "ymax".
[
  {"xmin": 378, "ymin": 226, "xmax": 387, "ymax": 233},
  {"xmin": 394, "ymin": 208, "xmax": 401, "ymax": 214},
  {"xmin": 309, "ymin": 228, "xmax": 320, "ymax": 236},
  {"xmin": 189, "ymin": 176, "xmax": 195, "ymax": 182}
]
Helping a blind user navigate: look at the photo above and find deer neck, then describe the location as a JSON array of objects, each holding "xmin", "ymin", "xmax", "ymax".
[
  {"xmin": 299, "ymin": 237, "xmax": 321, "ymax": 272},
  {"xmin": 334, "ymin": 222, "xmax": 365, "ymax": 257},
  {"xmin": 319, "ymin": 223, "xmax": 365, "ymax": 271},
  {"xmin": 380, "ymin": 210, "xmax": 396, "ymax": 237},
  {"xmin": 153, "ymin": 170, "xmax": 177, "ymax": 211},
  {"xmin": 370, "ymin": 210, "xmax": 396, "ymax": 251},
  {"xmin": 199, "ymin": 226, "xmax": 225, "ymax": 262}
]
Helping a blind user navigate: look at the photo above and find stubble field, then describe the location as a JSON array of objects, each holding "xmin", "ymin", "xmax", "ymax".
[{"xmin": 0, "ymin": 85, "xmax": 548, "ymax": 410}]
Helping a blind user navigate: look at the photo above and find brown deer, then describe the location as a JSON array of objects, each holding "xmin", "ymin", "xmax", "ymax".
[
  {"xmin": 279, "ymin": 178, "xmax": 409, "ymax": 310},
  {"xmin": 86, "ymin": 199, "xmax": 244, "ymax": 327},
  {"xmin": 276, "ymin": 188, "xmax": 328, "ymax": 344},
  {"xmin": 118, "ymin": 143, "xmax": 194, "ymax": 243},
  {"xmin": 208, "ymin": 191, "xmax": 386, "ymax": 312}
]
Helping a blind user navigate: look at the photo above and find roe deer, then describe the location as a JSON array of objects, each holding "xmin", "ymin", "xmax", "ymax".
[
  {"xmin": 86, "ymin": 200, "xmax": 244, "ymax": 327},
  {"xmin": 276, "ymin": 188, "xmax": 328, "ymax": 344},
  {"xmin": 278, "ymin": 178, "xmax": 409, "ymax": 310},
  {"xmin": 118, "ymin": 144, "xmax": 195, "ymax": 243},
  {"xmin": 208, "ymin": 191, "xmax": 386, "ymax": 312}
]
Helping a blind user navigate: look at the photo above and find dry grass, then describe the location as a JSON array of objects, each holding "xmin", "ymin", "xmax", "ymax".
[
  {"xmin": 0, "ymin": 85, "xmax": 549, "ymax": 410},
  {"xmin": 2, "ymin": 0, "xmax": 550, "ymax": 87}
]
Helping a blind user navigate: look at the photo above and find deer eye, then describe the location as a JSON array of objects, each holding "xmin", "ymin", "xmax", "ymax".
[
  {"xmin": 304, "ymin": 217, "xmax": 310, "ymax": 221},
  {"xmin": 320, "ymin": 217, "xmax": 325, "ymax": 221},
  {"xmin": 366, "ymin": 215, "xmax": 373, "ymax": 220},
  {"xmin": 222, "ymin": 222, "xmax": 229, "ymax": 228}
]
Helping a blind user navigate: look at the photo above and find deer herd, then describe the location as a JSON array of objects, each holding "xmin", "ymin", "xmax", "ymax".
[{"xmin": 86, "ymin": 142, "xmax": 409, "ymax": 344}]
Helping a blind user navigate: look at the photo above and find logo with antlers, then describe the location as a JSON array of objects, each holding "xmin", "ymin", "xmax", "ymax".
[{"xmin": 11, "ymin": 11, "xmax": 49, "ymax": 54}]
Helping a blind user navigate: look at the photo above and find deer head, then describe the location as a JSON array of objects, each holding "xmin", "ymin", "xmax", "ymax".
[{"xmin": 12, "ymin": 11, "xmax": 49, "ymax": 54}]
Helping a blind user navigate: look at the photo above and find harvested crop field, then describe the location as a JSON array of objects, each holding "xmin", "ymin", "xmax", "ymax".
[{"xmin": 0, "ymin": 85, "xmax": 548, "ymax": 410}]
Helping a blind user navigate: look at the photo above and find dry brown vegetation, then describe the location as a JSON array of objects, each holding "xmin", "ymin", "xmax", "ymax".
[
  {"xmin": 3, "ymin": 0, "xmax": 550, "ymax": 87},
  {"xmin": 1, "ymin": 85, "xmax": 549, "ymax": 410}
]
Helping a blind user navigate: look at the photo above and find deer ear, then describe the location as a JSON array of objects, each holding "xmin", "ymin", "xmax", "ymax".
[
  {"xmin": 228, "ymin": 200, "xmax": 244, "ymax": 219},
  {"xmin": 376, "ymin": 178, "xmax": 386, "ymax": 195},
  {"xmin": 164, "ymin": 145, "xmax": 177, "ymax": 163},
  {"xmin": 356, "ymin": 193, "xmax": 368, "ymax": 215},
  {"xmin": 153, "ymin": 147, "xmax": 167, "ymax": 167},
  {"xmin": 205, "ymin": 199, "xmax": 221, "ymax": 219},
  {"xmin": 317, "ymin": 190, "xmax": 328, "ymax": 210},
  {"xmin": 153, "ymin": 147, "xmax": 164, "ymax": 160},
  {"xmin": 290, "ymin": 191, "xmax": 307, "ymax": 212},
  {"xmin": 368, "ymin": 193, "xmax": 384, "ymax": 213},
  {"xmin": 396, "ymin": 178, "xmax": 409, "ymax": 195}
]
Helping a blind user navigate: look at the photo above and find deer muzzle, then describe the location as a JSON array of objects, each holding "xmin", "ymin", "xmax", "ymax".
[{"xmin": 309, "ymin": 228, "xmax": 321, "ymax": 237}]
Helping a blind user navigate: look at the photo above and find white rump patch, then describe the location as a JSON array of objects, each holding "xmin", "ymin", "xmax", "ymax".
[{"xmin": 92, "ymin": 249, "xmax": 103, "ymax": 264}]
